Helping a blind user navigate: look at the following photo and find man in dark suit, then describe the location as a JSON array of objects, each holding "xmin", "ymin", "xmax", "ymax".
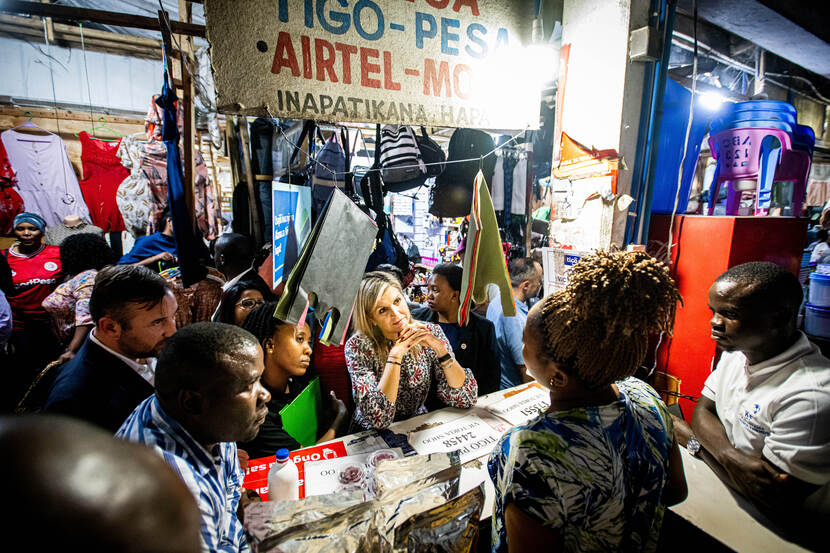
[
  {"xmin": 44, "ymin": 265, "xmax": 177, "ymax": 432},
  {"xmin": 411, "ymin": 263, "xmax": 500, "ymax": 408}
]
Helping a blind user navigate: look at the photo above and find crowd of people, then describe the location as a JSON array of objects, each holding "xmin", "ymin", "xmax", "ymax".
[{"xmin": 2, "ymin": 209, "xmax": 828, "ymax": 552}]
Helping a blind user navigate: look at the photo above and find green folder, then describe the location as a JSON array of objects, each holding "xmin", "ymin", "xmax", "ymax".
[{"xmin": 279, "ymin": 377, "xmax": 322, "ymax": 448}]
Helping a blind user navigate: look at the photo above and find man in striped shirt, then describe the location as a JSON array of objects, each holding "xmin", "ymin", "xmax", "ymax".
[{"xmin": 117, "ymin": 322, "xmax": 271, "ymax": 553}]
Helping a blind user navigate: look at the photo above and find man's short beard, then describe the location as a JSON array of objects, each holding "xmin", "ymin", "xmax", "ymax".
[{"xmin": 117, "ymin": 335, "xmax": 163, "ymax": 359}]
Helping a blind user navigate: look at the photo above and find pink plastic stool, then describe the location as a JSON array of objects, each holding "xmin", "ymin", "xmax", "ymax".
[{"xmin": 707, "ymin": 126, "xmax": 807, "ymax": 216}]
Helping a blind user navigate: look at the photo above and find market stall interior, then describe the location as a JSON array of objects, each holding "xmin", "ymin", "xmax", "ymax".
[{"xmin": 0, "ymin": 0, "xmax": 829, "ymax": 552}]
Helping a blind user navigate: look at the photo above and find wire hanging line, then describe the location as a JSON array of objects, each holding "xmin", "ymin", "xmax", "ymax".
[
  {"xmin": 266, "ymin": 115, "xmax": 531, "ymax": 181},
  {"xmin": 79, "ymin": 23, "xmax": 96, "ymax": 136},
  {"xmin": 42, "ymin": 18, "xmax": 61, "ymax": 138}
]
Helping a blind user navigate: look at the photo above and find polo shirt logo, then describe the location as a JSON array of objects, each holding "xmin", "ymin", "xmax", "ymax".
[{"xmin": 739, "ymin": 406, "xmax": 770, "ymax": 436}]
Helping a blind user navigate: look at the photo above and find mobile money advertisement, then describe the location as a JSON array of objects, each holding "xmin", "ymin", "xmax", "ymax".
[{"xmin": 205, "ymin": 0, "xmax": 541, "ymax": 129}]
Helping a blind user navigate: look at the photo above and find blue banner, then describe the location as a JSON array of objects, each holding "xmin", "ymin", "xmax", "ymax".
[{"xmin": 273, "ymin": 182, "xmax": 312, "ymax": 284}]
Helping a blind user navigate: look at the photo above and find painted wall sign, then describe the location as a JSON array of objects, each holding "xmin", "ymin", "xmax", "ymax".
[{"xmin": 204, "ymin": 0, "xmax": 541, "ymax": 129}]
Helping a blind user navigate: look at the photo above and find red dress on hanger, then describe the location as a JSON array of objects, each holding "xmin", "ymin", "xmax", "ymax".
[
  {"xmin": 78, "ymin": 131, "xmax": 128, "ymax": 233},
  {"xmin": 0, "ymin": 139, "xmax": 24, "ymax": 235}
]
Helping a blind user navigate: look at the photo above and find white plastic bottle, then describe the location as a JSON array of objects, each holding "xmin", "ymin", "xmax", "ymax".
[{"xmin": 267, "ymin": 448, "xmax": 300, "ymax": 501}]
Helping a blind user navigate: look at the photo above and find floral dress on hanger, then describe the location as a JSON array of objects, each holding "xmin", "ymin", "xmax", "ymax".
[
  {"xmin": 116, "ymin": 133, "xmax": 154, "ymax": 238},
  {"xmin": 140, "ymin": 96, "xmax": 218, "ymax": 239}
]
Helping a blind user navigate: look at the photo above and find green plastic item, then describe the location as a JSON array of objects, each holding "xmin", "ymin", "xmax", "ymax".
[{"xmin": 279, "ymin": 377, "xmax": 322, "ymax": 447}]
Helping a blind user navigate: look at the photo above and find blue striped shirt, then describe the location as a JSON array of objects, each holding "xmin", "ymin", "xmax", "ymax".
[{"xmin": 116, "ymin": 395, "xmax": 248, "ymax": 553}]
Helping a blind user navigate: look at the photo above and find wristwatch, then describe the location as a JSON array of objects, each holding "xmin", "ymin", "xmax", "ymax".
[{"xmin": 686, "ymin": 437, "xmax": 701, "ymax": 457}]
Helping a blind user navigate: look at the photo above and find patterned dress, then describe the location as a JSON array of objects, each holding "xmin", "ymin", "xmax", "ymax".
[
  {"xmin": 345, "ymin": 322, "xmax": 478, "ymax": 429},
  {"xmin": 115, "ymin": 133, "xmax": 154, "ymax": 238},
  {"xmin": 142, "ymin": 97, "xmax": 218, "ymax": 240},
  {"xmin": 42, "ymin": 269, "xmax": 96, "ymax": 344},
  {"xmin": 488, "ymin": 377, "xmax": 674, "ymax": 553}
]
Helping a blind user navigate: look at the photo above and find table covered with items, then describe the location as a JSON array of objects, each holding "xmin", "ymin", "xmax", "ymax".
[{"xmin": 240, "ymin": 382, "xmax": 810, "ymax": 553}]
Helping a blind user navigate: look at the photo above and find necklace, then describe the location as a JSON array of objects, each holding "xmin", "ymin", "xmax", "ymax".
[{"xmin": 12, "ymin": 242, "xmax": 45, "ymax": 258}]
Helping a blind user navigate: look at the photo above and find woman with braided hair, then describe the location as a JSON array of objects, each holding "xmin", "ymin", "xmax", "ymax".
[
  {"xmin": 488, "ymin": 251, "xmax": 688, "ymax": 553},
  {"xmin": 237, "ymin": 301, "xmax": 347, "ymax": 458}
]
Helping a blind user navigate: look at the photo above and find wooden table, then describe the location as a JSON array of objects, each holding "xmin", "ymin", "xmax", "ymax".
[
  {"xmin": 668, "ymin": 448, "xmax": 812, "ymax": 552},
  {"xmin": 322, "ymin": 386, "xmax": 814, "ymax": 552}
]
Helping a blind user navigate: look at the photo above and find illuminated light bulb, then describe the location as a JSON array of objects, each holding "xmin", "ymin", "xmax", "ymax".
[{"xmin": 698, "ymin": 91, "xmax": 726, "ymax": 111}]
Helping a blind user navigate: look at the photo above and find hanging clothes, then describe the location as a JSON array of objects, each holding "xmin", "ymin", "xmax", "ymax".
[
  {"xmin": 44, "ymin": 221, "xmax": 104, "ymax": 246},
  {"xmin": 0, "ymin": 139, "xmax": 24, "ymax": 235},
  {"xmin": 491, "ymin": 150, "xmax": 529, "ymax": 228},
  {"xmin": 250, "ymin": 117, "xmax": 276, "ymax": 240},
  {"xmin": 116, "ymin": 133, "xmax": 154, "ymax": 238},
  {"xmin": 78, "ymin": 132, "xmax": 128, "ymax": 233},
  {"xmin": 510, "ymin": 156, "xmax": 528, "ymax": 215},
  {"xmin": 491, "ymin": 156, "xmax": 504, "ymax": 211},
  {"xmin": 140, "ymin": 96, "xmax": 218, "ymax": 240},
  {"xmin": 155, "ymin": 78, "xmax": 208, "ymax": 287},
  {"xmin": 1, "ymin": 129, "xmax": 91, "ymax": 227}
]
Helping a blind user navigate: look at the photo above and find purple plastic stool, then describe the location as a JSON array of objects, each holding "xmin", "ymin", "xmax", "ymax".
[{"xmin": 707, "ymin": 126, "xmax": 808, "ymax": 216}]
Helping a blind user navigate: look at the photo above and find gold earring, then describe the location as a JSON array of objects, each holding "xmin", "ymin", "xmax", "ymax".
[{"xmin": 549, "ymin": 376, "xmax": 556, "ymax": 388}]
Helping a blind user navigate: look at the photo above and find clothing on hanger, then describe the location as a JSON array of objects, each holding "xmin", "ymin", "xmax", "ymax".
[
  {"xmin": 78, "ymin": 131, "xmax": 128, "ymax": 233},
  {"xmin": 141, "ymin": 96, "xmax": 218, "ymax": 239},
  {"xmin": 116, "ymin": 132, "xmax": 155, "ymax": 238},
  {"xmin": 0, "ymin": 139, "xmax": 24, "ymax": 235},
  {"xmin": 491, "ymin": 156, "xmax": 505, "ymax": 211},
  {"xmin": 510, "ymin": 155, "xmax": 528, "ymax": 216},
  {"xmin": 44, "ymin": 220, "xmax": 104, "ymax": 246},
  {"xmin": 1, "ymin": 129, "xmax": 91, "ymax": 227}
]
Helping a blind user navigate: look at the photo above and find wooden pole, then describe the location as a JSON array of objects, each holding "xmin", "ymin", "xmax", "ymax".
[
  {"xmin": 177, "ymin": 0, "xmax": 197, "ymax": 234},
  {"xmin": 205, "ymin": 133, "xmax": 223, "ymax": 223},
  {"xmin": 237, "ymin": 118, "xmax": 263, "ymax": 247},
  {"xmin": 0, "ymin": 14, "xmax": 164, "ymax": 59}
]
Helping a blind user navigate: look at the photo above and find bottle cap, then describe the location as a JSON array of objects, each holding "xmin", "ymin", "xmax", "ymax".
[{"xmin": 276, "ymin": 448, "xmax": 290, "ymax": 461}]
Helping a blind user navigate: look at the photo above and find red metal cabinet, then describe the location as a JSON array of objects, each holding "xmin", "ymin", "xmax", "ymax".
[{"xmin": 648, "ymin": 215, "xmax": 807, "ymax": 419}]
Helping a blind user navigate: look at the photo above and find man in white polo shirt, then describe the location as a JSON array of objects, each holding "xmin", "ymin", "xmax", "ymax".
[{"xmin": 688, "ymin": 262, "xmax": 830, "ymax": 523}]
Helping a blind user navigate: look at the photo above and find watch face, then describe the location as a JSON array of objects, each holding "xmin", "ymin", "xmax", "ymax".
[{"xmin": 687, "ymin": 438, "xmax": 701, "ymax": 455}]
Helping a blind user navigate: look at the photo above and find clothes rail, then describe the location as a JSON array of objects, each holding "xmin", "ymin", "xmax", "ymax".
[{"xmin": 268, "ymin": 116, "xmax": 529, "ymax": 180}]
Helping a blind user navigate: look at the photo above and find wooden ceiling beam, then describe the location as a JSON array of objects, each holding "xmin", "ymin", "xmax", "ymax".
[
  {"xmin": 0, "ymin": 1, "xmax": 205, "ymax": 38},
  {"xmin": 0, "ymin": 14, "xmax": 164, "ymax": 59}
]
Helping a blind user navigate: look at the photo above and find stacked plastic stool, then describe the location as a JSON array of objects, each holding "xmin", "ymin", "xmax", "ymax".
[{"xmin": 707, "ymin": 101, "xmax": 814, "ymax": 216}]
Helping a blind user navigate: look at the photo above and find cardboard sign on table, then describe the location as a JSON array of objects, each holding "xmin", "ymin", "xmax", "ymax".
[
  {"xmin": 407, "ymin": 414, "xmax": 502, "ymax": 464},
  {"xmin": 242, "ymin": 440, "xmax": 349, "ymax": 501},
  {"xmin": 485, "ymin": 382, "xmax": 551, "ymax": 426},
  {"xmin": 243, "ymin": 429, "xmax": 414, "ymax": 500},
  {"xmin": 303, "ymin": 448, "xmax": 404, "ymax": 497}
]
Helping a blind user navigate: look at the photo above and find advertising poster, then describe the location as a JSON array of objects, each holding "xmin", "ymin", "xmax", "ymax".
[
  {"xmin": 205, "ymin": 0, "xmax": 541, "ymax": 129},
  {"xmin": 272, "ymin": 181, "xmax": 312, "ymax": 285}
]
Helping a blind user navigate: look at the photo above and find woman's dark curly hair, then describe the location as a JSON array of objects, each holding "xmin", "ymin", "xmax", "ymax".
[
  {"xmin": 215, "ymin": 275, "xmax": 275, "ymax": 325},
  {"xmin": 58, "ymin": 234, "xmax": 117, "ymax": 279},
  {"xmin": 527, "ymin": 251, "xmax": 682, "ymax": 389}
]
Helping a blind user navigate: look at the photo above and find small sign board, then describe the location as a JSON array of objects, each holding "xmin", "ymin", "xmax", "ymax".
[
  {"xmin": 541, "ymin": 247, "xmax": 591, "ymax": 297},
  {"xmin": 485, "ymin": 383, "xmax": 550, "ymax": 426},
  {"xmin": 407, "ymin": 414, "xmax": 502, "ymax": 463}
]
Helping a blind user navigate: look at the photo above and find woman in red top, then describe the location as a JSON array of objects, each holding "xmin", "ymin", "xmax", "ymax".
[{"xmin": 2, "ymin": 212, "xmax": 62, "ymax": 409}]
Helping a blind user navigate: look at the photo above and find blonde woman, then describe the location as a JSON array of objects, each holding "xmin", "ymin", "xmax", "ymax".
[{"xmin": 345, "ymin": 271, "xmax": 477, "ymax": 429}]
